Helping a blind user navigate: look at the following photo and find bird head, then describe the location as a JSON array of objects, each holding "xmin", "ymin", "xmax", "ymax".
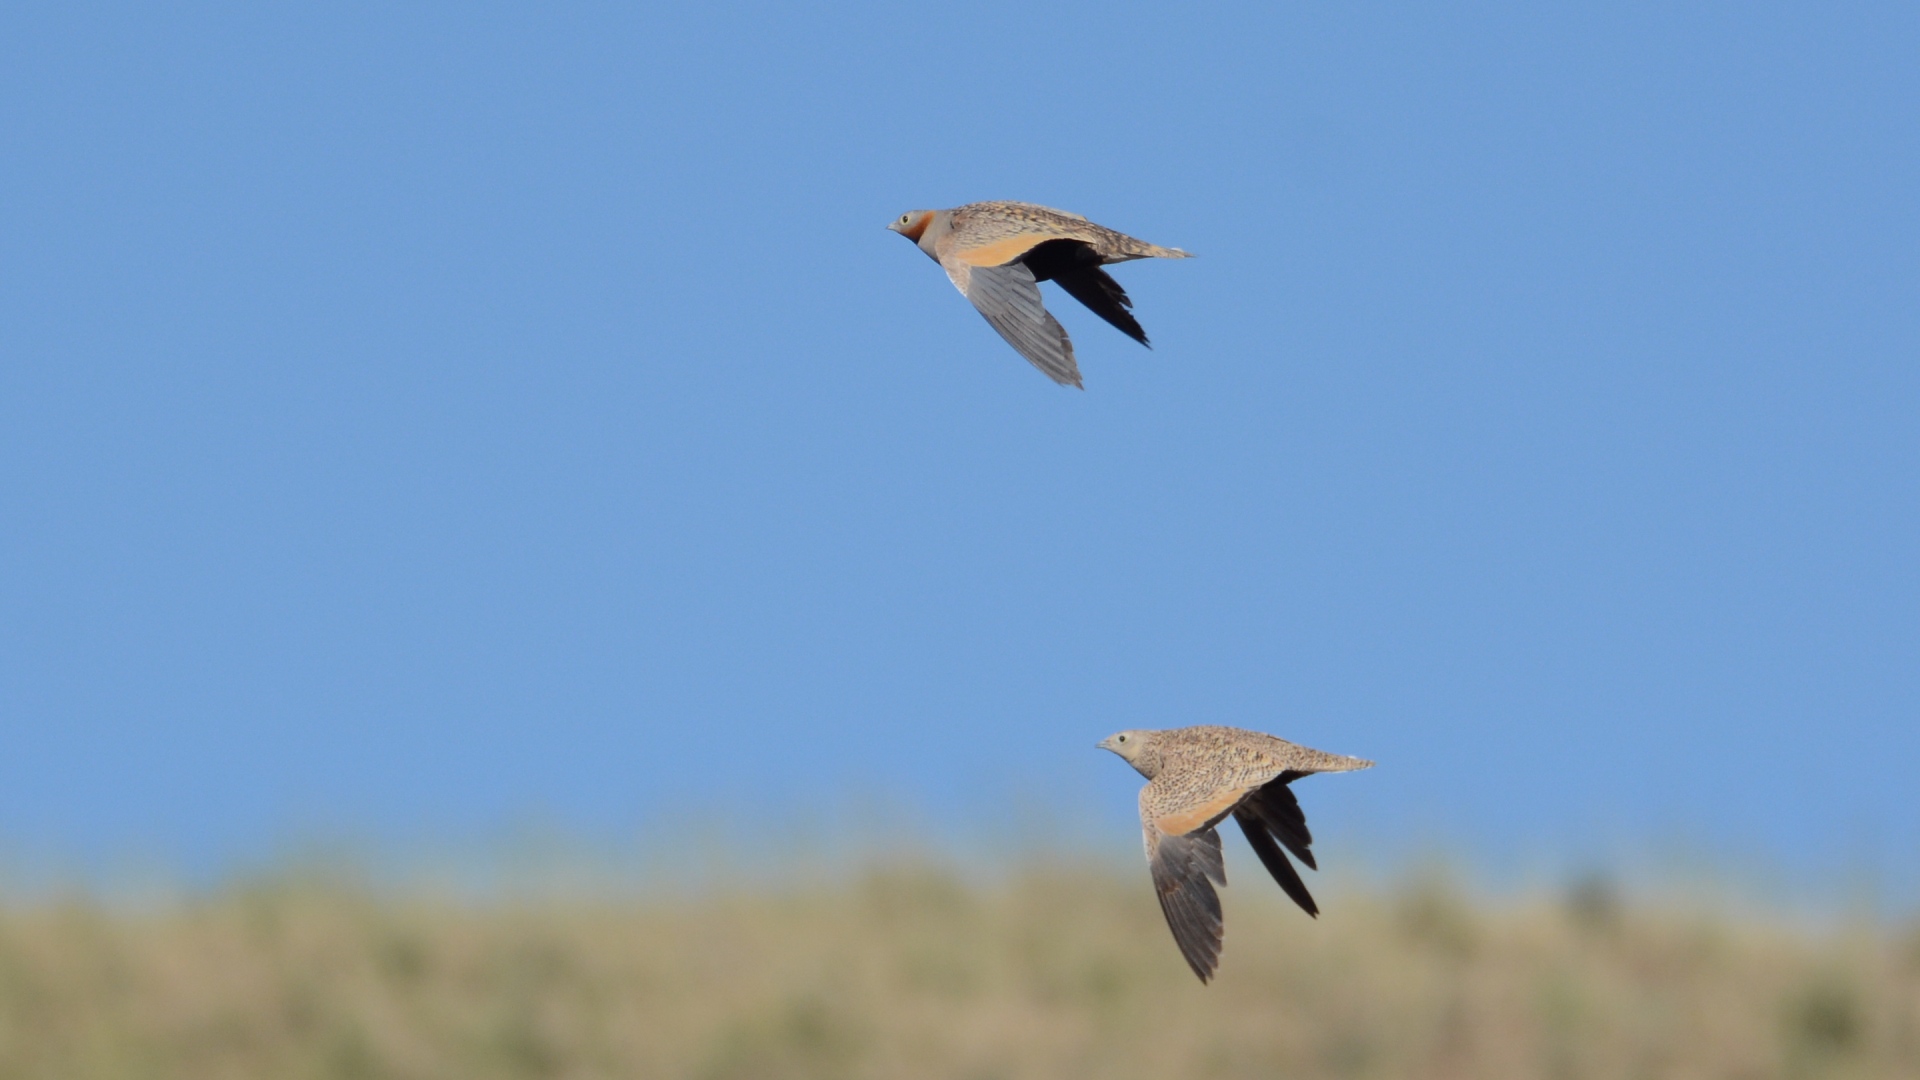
[
  {"xmin": 887, "ymin": 210, "xmax": 934, "ymax": 242},
  {"xmin": 1098, "ymin": 729, "xmax": 1162, "ymax": 778}
]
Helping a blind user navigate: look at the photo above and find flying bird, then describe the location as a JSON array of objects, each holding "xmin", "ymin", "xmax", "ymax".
[
  {"xmin": 1098, "ymin": 725, "xmax": 1372, "ymax": 983},
  {"xmin": 887, "ymin": 201, "xmax": 1191, "ymax": 388}
]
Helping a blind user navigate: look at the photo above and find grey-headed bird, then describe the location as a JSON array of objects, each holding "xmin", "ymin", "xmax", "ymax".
[{"xmin": 888, "ymin": 201, "xmax": 1190, "ymax": 388}]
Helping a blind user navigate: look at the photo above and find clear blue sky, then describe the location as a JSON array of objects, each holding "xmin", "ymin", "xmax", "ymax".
[{"xmin": 3, "ymin": 3, "xmax": 1916, "ymax": 889}]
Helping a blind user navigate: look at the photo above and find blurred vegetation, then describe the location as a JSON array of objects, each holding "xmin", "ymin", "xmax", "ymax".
[{"xmin": 0, "ymin": 861, "xmax": 1915, "ymax": 1079}]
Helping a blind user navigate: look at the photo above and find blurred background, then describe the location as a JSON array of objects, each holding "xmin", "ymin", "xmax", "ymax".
[{"xmin": 3, "ymin": 1, "xmax": 1916, "ymax": 1076}]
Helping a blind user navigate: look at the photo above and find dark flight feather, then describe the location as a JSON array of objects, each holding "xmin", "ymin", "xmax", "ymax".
[
  {"xmin": 1019, "ymin": 238, "xmax": 1151, "ymax": 346},
  {"xmin": 1247, "ymin": 775, "xmax": 1317, "ymax": 870},
  {"xmin": 1233, "ymin": 806, "xmax": 1320, "ymax": 918},
  {"xmin": 1150, "ymin": 828, "xmax": 1226, "ymax": 981}
]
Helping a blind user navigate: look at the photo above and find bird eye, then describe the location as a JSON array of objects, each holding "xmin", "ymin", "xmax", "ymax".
[{"xmin": 1117, "ymin": 734, "xmax": 1128, "ymax": 743}]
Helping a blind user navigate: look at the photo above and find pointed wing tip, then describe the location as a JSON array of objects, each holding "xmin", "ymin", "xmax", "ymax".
[
  {"xmin": 1177, "ymin": 934, "xmax": 1222, "ymax": 983},
  {"xmin": 1150, "ymin": 828, "xmax": 1227, "ymax": 983}
]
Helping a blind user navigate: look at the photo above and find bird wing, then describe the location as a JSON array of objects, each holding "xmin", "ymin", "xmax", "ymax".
[
  {"xmin": 1248, "ymin": 773, "xmax": 1318, "ymax": 868},
  {"xmin": 1227, "ymin": 755, "xmax": 1361, "ymax": 918},
  {"xmin": 1144, "ymin": 818, "xmax": 1227, "ymax": 983},
  {"xmin": 1019, "ymin": 238, "xmax": 1150, "ymax": 346},
  {"xmin": 1232, "ymin": 782, "xmax": 1321, "ymax": 918},
  {"xmin": 941, "ymin": 257, "xmax": 1081, "ymax": 388}
]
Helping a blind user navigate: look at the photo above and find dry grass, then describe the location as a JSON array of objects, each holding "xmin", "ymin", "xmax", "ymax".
[{"xmin": 0, "ymin": 861, "xmax": 1916, "ymax": 1079}]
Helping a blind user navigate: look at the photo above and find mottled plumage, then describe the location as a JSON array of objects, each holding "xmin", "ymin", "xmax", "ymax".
[
  {"xmin": 887, "ymin": 201, "xmax": 1191, "ymax": 388},
  {"xmin": 1098, "ymin": 725, "xmax": 1373, "ymax": 983}
]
